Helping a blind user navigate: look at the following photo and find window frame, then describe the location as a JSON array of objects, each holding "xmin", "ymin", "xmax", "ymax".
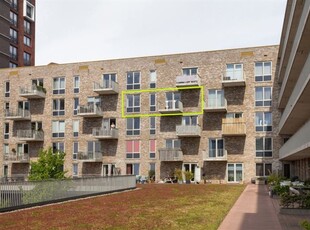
[
  {"xmin": 182, "ymin": 67, "xmax": 198, "ymax": 76},
  {"xmin": 256, "ymin": 163, "xmax": 272, "ymax": 176},
  {"xmin": 126, "ymin": 140, "xmax": 140, "ymax": 159},
  {"xmin": 149, "ymin": 139, "xmax": 156, "ymax": 159},
  {"xmin": 73, "ymin": 76, "xmax": 80, "ymax": 93},
  {"xmin": 52, "ymin": 142, "xmax": 65, "ymax": 153},
  {"xmin": 73, "ymin": 142, "xmax": 79, "ymax": 160},
  {"xmin": 126, "ymin": 71, "xmax": 141, "ymax": 90},
  {"xmin": 255, "ymin": 61, "xmax": 272, "ymax": 82},
  {"xmin": 126, "ymin": 94, "xmax": 140, "ymax": 113},
  {"xmin": 4, "ymin": 123, "xmax": 9, "ymax": 139},
  {"xmin": 208, "ymin": 138, "xmax": 224, "ymax": 158},
  {"xmin": 256, "ymin": 137, "xmax": 273, "ymax": 157},
  {"xmin": 149, "ymin": 93, "xmax": 156, "ymax": 112},
  {"xmin": 255, "ymin": 112, "xmax": 272, "ymax": 132},
  {"xmin": 52, "ymin": 120, "xmax": 65, "ymax": 138},
  {"xmin": 72, "ymin": 120, "xmax": 79, "ymax": 137},
  {"xmin": 73, "ymin": 98, "xmax": 79, "ymax": 115},
  {"xmin": 52, "ymin": 98, "xmax": 65, "ymax": 116},
  {"xmin": 126, "ymin": 118, "xmax": 140, "ymax": 136},
  {"xmin": 255, "ymin": 86, "xmax": 272, "ymax": 107},
  {"xmin": 5, "ymin": 81, "xmax": 10, "ymax": 97},
  {"xmin": 149, "ymin": 117, "xmax": 156, "ymax": 135},
  {"xmin": 53, "ymin": 77, "xmax": 66, "ymax": 94},
  {"xmin": 149, "ymin": 70, "xmax": 156, "ymax": 88}
]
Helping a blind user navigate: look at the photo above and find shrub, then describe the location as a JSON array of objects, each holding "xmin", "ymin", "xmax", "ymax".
[{"xmin": 300, "ymin": 220, "xmax": 310, "ymax": 230}]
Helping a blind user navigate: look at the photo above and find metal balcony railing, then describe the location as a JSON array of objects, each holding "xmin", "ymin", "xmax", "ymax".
[
  {"xmin": 92, "ymin": 128, "xmax": 119, "ymax": 139},
  {"xmin": 176, "ymin": 74, "xmax": 201, "ymax": 86},
  {"xmin": 17, "ymin": 130, "xmax": 44, "ymax": 141},
  {"xmin": 3, "ymin": 153, "xmax": 30, "ymax": 163},
  {"xmin": 176, "ymin": 125, "xmax": 201, "ymax": 137},
  {"xmin": 5, "ymin": 109, "xmax": 31, "ymax": 120},
  {"xmin": 19, "ymin": 85, "xmax": 46, "ymax": 98},
  {"xmin": 76, "ymin": 151, "xmax": 102, "ymax": 162},
  {"xmin": 222, "ymin": 72, "xmax": 246, "ymax": 87},
  {"xmin": 77, "ymin": 104, "xmax": 103, "ymax": 117},
  {"xmin": 93, "ymin": 80, "xmax": 119, "ymax": 94},
  {"xmin": 159, "ymin": 148, "xmax": 183, "ymax": 161}
]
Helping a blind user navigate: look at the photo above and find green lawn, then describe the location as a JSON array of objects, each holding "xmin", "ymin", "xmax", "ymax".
[{"xmin": 0, "ymin": 184, "xmax": 245, "ymax": 230}]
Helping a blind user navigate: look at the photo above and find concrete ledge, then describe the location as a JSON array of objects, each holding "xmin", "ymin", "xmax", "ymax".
[{"xmin": 280, "ymin": 208, "xmax": 310, "ymax": 215}]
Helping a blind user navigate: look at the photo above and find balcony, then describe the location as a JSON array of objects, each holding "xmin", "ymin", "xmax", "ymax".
[
  {"xmin": 77, "ymin": 105, "xmax": 103, "ymax": 117},
  {"xmin": 204, "ymin": 149, "xmax": 227, "ymax": 161},
  {"xmin": 92, "ymin": 128, "xmax": 119, "ymax": 139},
  {"xmin": 76, "ymin": 151, "xmax": 102, "ymax": 162},
  {"xmin": 176, "ymin": 125, "xmax": 201, "ymax": 137},
  {"xmin": 3, "ymin": 154, "xmax": 29, "ymax": 163},
  {"xmin": 159, "ymin": 148, "xmax": 183, "ymax": 161},
  {"xmin": 17, "ymin": 130, "xmax": 44, "ymax": 141},
  {"xmin": 93, "ymin": 80, "xmax": 119, "ymax": 94},
  {"xmin": 19, "ymin": 85, "xmax": 46, "ymax": 99},
  {"xmin": 176, "ymin": 75, "xmax": 201, "ymax": 87},
  {"xmin": 5, "ymin": 109, "xmax": 31, "ymax": 121},
  {"xmin": 159, "ymin": 100, "xmax": 183, "ymax": 114},
  {"xmin": 204, "ymin": 98, "xmax": 227, "ymax": 112},
  {"xmin": 222, "ymin": 72, "xmax": 246, "ymax": 87},
  {"xmin": 222, "ymin": 117, "xmax": 246, "ymax": 136}
]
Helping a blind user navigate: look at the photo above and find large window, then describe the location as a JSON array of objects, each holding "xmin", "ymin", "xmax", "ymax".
[
  {"xmin": 87, "ymin": 141, "xmax": 101, "ymax": 155},
  {"xmin": 209, "ymin": 139, "xmax": 224, "ymax": 158},
  {"xmin": 255, "ymin": 112, "xmax": 272, "ymax": 131},
  {"xmin": 23, "ymin": 52, "xmax": 31, "ymax": 65},
  {"xmin": 73, "ymin": 142, "xmax": 79, "ymax": 160},
  {"xmin": 183, "ymin": 67, "xmax": 198, "ymax": 76},
  {"xmin": 24, "ymin": 0, "xmax": 35, "ymax": 21},
  {"xmin": 126, "ymin": 94, "xmax": 140, "ymax": 113},
  {"xmin": 127, "ymin": 71, "xmax": 140, "ymax": 90},
  {"xmin": 227, "ymin": 163, "xmax": 243, "ymax": 182},
  {"xmin": 165, "ymin": 92, "xmax": 181, "ymax": 109},
  {"xmin": 10, "ymin": 11, "xmax": 17, "ymax": 26},
  {"xmin": 126, "ymin": 140, "xmax": 140, "ymax": 159},
  {"xmin": 10, "ymin": 0, "xmax": 18, "ymax": 9},
  {"xmin": 52, "ymin": 121, "xmax": 65, "ymax": 138},
  {"xmin": 182, "ymin": 116, "xmax": 198, "ymax": 126},
  {"xmin": 225, "ymin": 64, "xmax": 243, "ymax": 80},
  {"xmin": 52, "ymin": 142, "xmax": 64, "ymax": 153},
  {"xmin": 166, "ymin": 139, "xmax": 181, "ymax": 149},
  {"xmin": 255, "ymin": 87, "xmax": 272, "ymax": 107},
  {"xmin": 53, "ymin": 99, "xmax": 65, "ymax": 116},
  {"xmin": 149, "ymin": 139, "xmax": 156, "ymax": 159},
  {"xmin": 255, "ymin": 61, "xmax": 272, "ymax": 81},
  {"xmin": 149, "ymin": 93, "xmax": 156, "ymax": 112},
  {"xmin": 10, "ymin": 46, "xmax": 17, "ymax": 60},
  {"xmin": 149, "ymin": 70, "xmax": 157, "ymax": 88},
  {"xmin": 150, "ymin": 117, "xmax": 156, "ymax": 135},
  {"xmin": 256, "ymin": 137, "xmax": 272, "ymax": 157},
  {"xmin": 72, "ymin": 120, "xmax": 79, "ymax": 137},
  {"xmin": 126, "ymin": 118, "xmax": 140, "ymax": 135},
  {"xmin": 73, "ymin": 76, "xmax": 80, "ymax": 93},
  {"xmin": 53, "ymin": 77, "xmax": 65, "ymax": 94},
  {"xmin": 5, "ymin": 81, "xmax": 10, "ymax": 97},
  {"xmin": 208, "ymin": 89, "xmax": 225, "ymax": 108},
  {"xmin": 73, "ymin": 98, "xmax": 79, "ymax": 115},
  {"xmin": 256, "ymin": 163, "xmax": 272, "ymax": 176},
  {"xmin": 103, "ymin": 73, "xmax": 117, "ymax": 87},
  {"xmin": 17, "ymin": 143, "xmax": 29, "ymax": 155},
  {"xmin": 4, "ymin": 123, "xmax": 9, "ymax": 139},
  {"xmin": 10, "ymin": 28, "xmax": 17, "ymax": 43}
]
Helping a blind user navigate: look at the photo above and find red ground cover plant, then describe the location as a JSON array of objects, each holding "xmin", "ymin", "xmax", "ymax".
[{"xmin": 0, "ymin": 184, "xmax": 245, "ymax": 230}]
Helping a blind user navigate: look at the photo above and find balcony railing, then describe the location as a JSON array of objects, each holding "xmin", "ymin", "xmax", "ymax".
[
  {"xmin": 159, "ymin": 100, "xmax": 183, "ymax": 114},
  {"xmin": 159, "ymin": 148, "xmax": 183, "ymax": 161},
  {"xmin": 19, "ymin": 85, "xmax": 46, "ymax": 98},
  {"xmin": 176, "ymin": 75, "xmax": 201, "ymax": 86},
  {"xmin": 17, "ymin": 130, "xmax": 44, "ymax": 141},
  {"xmin": 204, "ymin": 98, "xmax": 227, "ymax": 112},
  {"xmin": 93, "ymin": 80, "xmax": 119, "ymax": 94},
  {"xmin": 222, "ymin": 117, "xmax": 246, "ymax": 136},
  {"xmin": 76, "ymin": 151, "xmax": 102, "ymax": 162},
  {"xmin": 176, "ymin": 125, "xmax": 201, "ymax": 137},
  {"xmin": 77, "ymin": 104, "xmax": 103, "ymax": 117},
  {"xmin": 204, "ymin": 149, "xmax": 227, "ymax": 161},
  {"xmin": 222, "ymin": 72, "xmax": 246, "ymax": 87},
  {"xmin": 3, "ymin": 154, "xmax": 30, "ymax": 163},
  {"xmin": 5, "ymin": 109, "xmax": 31, "ymax": 120},
  {"xmin": 92, "ymin": 128, "xmax": 119, "ymax": 139}
]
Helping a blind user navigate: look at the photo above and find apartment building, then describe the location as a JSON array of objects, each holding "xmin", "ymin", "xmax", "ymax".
[
  {"xmin": 0, "ymin": 0, "xmax": 36, "ymax": 68},
  {"xmin": 276, "ymin": 0, "xmax": 310, "ymax": 181},
  {"xmin": 0, "ymin": 45, "xmax": 281, "ymax": 183}
]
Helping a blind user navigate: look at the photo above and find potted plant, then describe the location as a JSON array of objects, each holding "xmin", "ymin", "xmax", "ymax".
[
  {"xmin": 184, "ymin": 170, "xmax": 193, "ymax": 184},
  {"xmin": 174, "ymin": 168, "xmax": 183, "ymax": 184}
]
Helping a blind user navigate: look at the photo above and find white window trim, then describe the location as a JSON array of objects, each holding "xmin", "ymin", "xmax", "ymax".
[
  {"xmin": 126, "ymin": 94, "xmax": 140, "ymax": 113},
  {"xmin": 126, "ymin": 140, "xmax": 140, "ymax": 159},
  {"xmin": 255, "ymin": 137, "xmax": 273, "ymax": 158},
  {"xmin": 255, "ymin": 87, "xmax": 272, "ymax": 107}
]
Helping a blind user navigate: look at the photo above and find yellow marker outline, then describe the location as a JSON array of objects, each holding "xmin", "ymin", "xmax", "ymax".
[{"xmin": 121, "ymin": 86, "xmax": 204, "ymax": 118}]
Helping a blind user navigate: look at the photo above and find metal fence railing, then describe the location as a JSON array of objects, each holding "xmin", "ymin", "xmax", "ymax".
[{"xmin": 0, "ymin": 176, "xmax": 136, "ymax": 212}]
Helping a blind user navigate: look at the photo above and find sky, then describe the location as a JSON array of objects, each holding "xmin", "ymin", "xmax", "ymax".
[{"xmin": 35, "ymin": 0, "xmax": 287, "ymax": 66}]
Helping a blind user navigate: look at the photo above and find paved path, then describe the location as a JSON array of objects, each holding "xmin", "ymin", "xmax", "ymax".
[{"xmin": 218, "ymin": 184, "xmax": 282, "ymax": 230}]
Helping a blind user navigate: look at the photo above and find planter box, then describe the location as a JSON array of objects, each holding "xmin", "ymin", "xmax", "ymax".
[{"xmin": 255, "ymin": 180, "xmax": 266, "ymax": 185}]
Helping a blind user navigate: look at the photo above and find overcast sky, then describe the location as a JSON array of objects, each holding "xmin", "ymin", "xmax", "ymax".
[{"xmin": 35, "ymin": 0, "xmax": 287, "ymax": 66}]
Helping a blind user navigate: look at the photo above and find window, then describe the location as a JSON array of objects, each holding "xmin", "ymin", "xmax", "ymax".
[
  {"xmin": 5, "ymin": 102, "xmax": 10, "ymax": 110},
  {"xmin": 127, "ymin": 71, "xmax": 140, "ymax": 90},
  {"xmin": 73, "ymin": 120, "xmax": 79, "ymax": 137},
  {"xmin": 5, "ymin": 82, "xmax": 10, "ymax": 97},
  {"xmin": 10, "ymin": 11, "xmax": 17, "ymax": 26},
  {"xmin": 166, "ymin": 139, "xmax": 181, "ymax": 149},
  {"xmin": 103, "ymin": 73, "xmax": 117, "ymax": 87},
  {"xmin": 126, "ymin": 94, "xmax": 140, "ymax": 113},
  {"xmin": 52, "ymin": 142, "xmax": 64, "ymax": 153},
  {"xmin": 53, "ymin": 99, "xmax": 65, "ymax": 116},
  {"xmin": 256, "ymin": 163, "xmax": 272, "ymax": 176},
  {"xmin": 183, "ymin": 67, "xmax": 198, "ymax": 76},
  {"xmin": 225, "ymin": 64, "xmax": 243, "ymax": 80},
  {"xmin": 10, "ymin": 46, "xmax": 17, "ymax": 60},
  {"xmin": 31, "ymin": 122, "xmax": 42, "ymax": 132},
  {"xmin": 256, "ymin": 137, "xmax": 272, "ymax": 157},
  {"xmin": 126, "ymin": 163, "xmax": 140, "ymax": 175},
  {"xmin": 255, "ymin": 87, "xmax": 272, "ymax": 106},
  {"xmin": 9, "ymin": 62, "xmax": 17, "ymax": 68},
  {"xmin": 52, "ymin": 121, "xmax": 65, "ymax": 138},
  {"xmin": 87, "ymin": 141, "xmax": 101, "ymax": 156},
  {"xmin": 102, "ymin": 118, "xmax": 116, "ymax": 130},
  {"xmin": 4, "ymin": 123, "xmax": 9, "ymax": 139},
  {"xmin": 17, "ymin": 143, "xmax": 29, "ymax": 155},
  {"xmin": 73, "ymin": 98, "xmax": 79, "ymax": 115},
  {"xmin": 255, "ymin": 62, "xmax": 272, "ymax": 81},
  {"xmin": 227, "ymin": 163, "xmax": 243, "ymax": 182},
  {"xmin": 73, "ymin": 76, "xmax": 79, "ymax": 93},
  {"xmin": 24, "ymin": 36, "xmax": 31, "ymax": 46},
  {"xmin": 73, "ymin": 142, "xmax": 78, "ymax": 160},
  {"xmin": 126, "ymin": 118, "xmax": 140, "ymax": 135},
  {"xmin": 149, "ymin": 163, "xmax": 155, "ymax": 177},
  {"xmin": 32, "ymin": 78, "xmax": 44, "ymax": 87},
  {"xmin": 182, "ymin": 116, "xmax": 198, "ymax": 126},
  {"xmin": 73, "ymin": 163, "xmax": 78, "ymax": 177},
  {"xmin": 209, "ymin": 139, "xmax": 224, "ymax": 158},
  {"xmin": 126, "ymin": 140, "xmax": 140, "ymax": 159},
  {"xmin": 226, "ymin": 112, "xmax": 243, "ymax": 118},
  {"xmin": 149, "ymin": 93, "xmax": 156, "ymax": 111},
  {"xmin": 23, "ymin": 52, "xmax": 31, "ymax": 66},
  {"xmin": 53, "ymin": 77, "xmax": 65, "ymax": 94},
  {"xmin": 10, "ymin": 0, "xmax": 18, "ymax": 9},
  {"xmin": 165, "ymin": 92, "xmax": 181, "ymax": 109},
  {"xmin": 150, "ymin": 117, "xmax": 156, "ymax": 135},
  {"xmin": 24, "ymin": 0, "xmax": 35, "ymax": 21},
  {"xmin": 208, "ymin": 89, "xmax": 225, "ymax": 107},
  {"xmin": 10, "ymin": 28, "xmax": 17, "ymax": 43},
  {"xmin": 149, "ymin": 70, "xmax": 156, "ymax": 88},
  {"xmin": 18, "ymin": 101, "xmax": 30, "ymax": 112},
  {"xmin": 149, "ymin": 140, "xmax": 156, "ymax": 159},
  {"xmin": 24, "ymin": 20, "xmax": 31, "ymax": 34},
  {"xmin": 4, "ymin": 144, "xmax": 9, "ymax": 158},
  {"xmin": 102, "ymin": 164, "xmax": 117, "ymax": 176},
  {"xmin": 255, "ymin": 112, "xmax": 272, "ymax": 131},
  {"xmin": 87, "ymin": 97, "xmax": 101, "ymax": 107}
]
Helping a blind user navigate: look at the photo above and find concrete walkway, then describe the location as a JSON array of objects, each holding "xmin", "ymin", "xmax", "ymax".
[{"xmin": 218, "ymin": 184, "xmax": 282, "ymax": 230}]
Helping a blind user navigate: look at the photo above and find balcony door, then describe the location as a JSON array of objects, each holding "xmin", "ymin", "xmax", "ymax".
[
  {"xmin": 166, "ymin": 139, "xmax": 181, "ymax": 149},
  {"xmin": 208, "ymin": 89, "xmax": 224, "ymax": 107},
  {"xmin": 165, "ymin": 92, "xmax": 181, "ymax": 109},
  {"xmin": 226, "ymin": 64, "xmax": 243, "ymax": 80},
  {"xmin": 227, "ymin": 163, "xmax": 243, "ymax": 182},
  {"xmin": 18, "ymin": 101, "xmax": 30, "ymax": 116},
  {"xmin": 182, "ymin": 116, "xmax": 197, "ymax": 126},
  {"xmin": 103, "ymin": 73, "xmax": 116, "ymax": 88},
  {"xmin": 182, "ymin": 163, "xmax": 199, "ymax": 182}
]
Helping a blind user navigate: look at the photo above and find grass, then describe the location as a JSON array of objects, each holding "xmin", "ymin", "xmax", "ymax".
[{"xmin": 0, "ymin": 184, "xmax": 245, "ymax": 230}]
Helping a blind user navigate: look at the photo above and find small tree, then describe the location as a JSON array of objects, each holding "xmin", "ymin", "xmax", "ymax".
[{"xmin": 28, "ymin": 147, "xmax": 66, "ymax": 181}]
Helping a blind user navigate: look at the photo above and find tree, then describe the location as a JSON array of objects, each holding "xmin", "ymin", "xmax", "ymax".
[{"xmin": 28, "ymin": 147, "xmax": 66, "ymax": 181}]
